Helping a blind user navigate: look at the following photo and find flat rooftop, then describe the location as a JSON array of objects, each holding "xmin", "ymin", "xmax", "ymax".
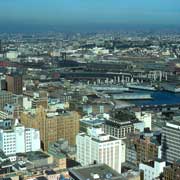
[
  {"xmin": 26, "ymin": 151, "xmax": 50, "ymax": 161},
  {"xmin": 80, "ymin": 119, "xmax": 105, "ymax": 126},
  {"xmin": 69, "ymin": 164, "xmax": 121, "ymax": 180}
]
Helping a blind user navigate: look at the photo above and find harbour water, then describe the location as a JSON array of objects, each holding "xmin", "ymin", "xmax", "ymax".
[{"xmin": 130, "ymin": 90, "xmax": 180, "ymax": 105}]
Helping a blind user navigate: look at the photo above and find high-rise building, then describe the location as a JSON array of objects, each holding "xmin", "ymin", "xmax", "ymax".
[
  {"xmin": 76, "ymin": 127, "xmax": 122, "ymax": 173},
  {"xmin": 20, "ymin": 106, "xmax": 80, "ymax": 150},
  {"xmin": 161, "ymin": 121, "xmax": 180, "ymax": 163},
  {"xmin": 6, "ymin": 74, "xmax": 23, "ymax": 95},
  {"xmin": 0, "ymin": 121, "xmax": 40, "ymax": 156}
]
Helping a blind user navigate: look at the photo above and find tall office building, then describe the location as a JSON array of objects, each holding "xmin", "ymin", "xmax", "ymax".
[
  {"xmin": 161, "ymin": 121, "xmax": 180, "ymax": 163},
  {"xmin": 0, "ymin": 120, "xmax": 40, "ymax": 156},
  {"xmin": 20, "ymin": 106, "xmax": 80, "ymax": 150},
  {"xmin": 6, "ymin": 74, "xmax": 23, "ymax": 95},
  {"xmin": 76, "ymin": 127, "xmax": 122, "ymax": 173}
]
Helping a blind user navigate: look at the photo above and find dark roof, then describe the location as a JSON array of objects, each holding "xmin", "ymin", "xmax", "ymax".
[
  {"xmin": 36, "ymin": 176, "xmax": 48, "ymax": 180},
  {"xmin": 45, "ymin": 170, "xmax": 56, "ymax": 175},
  {"xmin": 26, "ymin": 151, "xmax": 49, "ymax": 161}
]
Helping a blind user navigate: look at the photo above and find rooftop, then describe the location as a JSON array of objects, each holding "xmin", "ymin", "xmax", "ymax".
[
  {"xmin": 69, "ymin": 164, "xmax": 121, "ymax": 180},
  {"xmin": 26, "ymin": 151, "xmax": 50, "ymax": 161},
  {"xmin": 166, "ymin": 121, "xmax": 180, "ymax": 130}
]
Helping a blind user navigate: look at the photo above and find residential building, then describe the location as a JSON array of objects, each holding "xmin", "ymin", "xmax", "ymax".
[
  {"xmin": 135, "ymin": 111, "xmax": 152, "ymax": 130},
  {"xmin": 139, "ymin": 159, "xmax": 166, "ymax": 180}
]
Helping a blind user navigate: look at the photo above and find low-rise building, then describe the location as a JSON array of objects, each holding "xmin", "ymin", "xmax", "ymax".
[
  {"xmin": 135, "ymin": 111, "xmax": 152, "ymax": 130},
  {"xmin": 48, "ymin": 138, "xmax": 77, "ymax": 169},
  {"xmin": 139, "ymin": 159, "xmax": 166, "ymax": 180},
  {"xmin": 69, "ymin": 164, "xmax": 140, "ymax": 180},
  {"xmin": 80, "ymin": 114, "xmax": 106, "ymax": 132}
]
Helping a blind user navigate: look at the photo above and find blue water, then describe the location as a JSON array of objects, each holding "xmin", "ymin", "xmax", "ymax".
[{"xmin": 130, "ymin": 90, "xmax": 180, "ymax": 105}]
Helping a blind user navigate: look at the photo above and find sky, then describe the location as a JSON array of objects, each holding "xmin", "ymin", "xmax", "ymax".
[{"xmin": 0, "ymin": 0, "xmax": 180, "ymax": 32}]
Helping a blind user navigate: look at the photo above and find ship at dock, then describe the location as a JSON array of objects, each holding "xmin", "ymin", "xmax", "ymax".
[
  {"xmin": 112, "ymin": 92, "xmax": 152, "ymax": 100},
  {"xmin": 126, "ymin": 83, "xmax": 156, "ymax": 91}
]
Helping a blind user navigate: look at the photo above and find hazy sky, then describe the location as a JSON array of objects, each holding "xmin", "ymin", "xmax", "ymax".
[{"xmin": 0, "ymin": 0, "xmax": 180, "ymax": 31}]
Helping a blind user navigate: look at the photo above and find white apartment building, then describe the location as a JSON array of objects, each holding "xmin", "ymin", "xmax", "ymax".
[
  {"xmin": 76, "ymin": 127, "xmax": 122, "ymax": 173},
  {"xmin": 135, "ymin": 111, "xmax": 152, "ymax": 130},
  {"xmin": 0, "ymin": 123, "xmax": 40, "ymax": 156},
  {"xmin": 139, "ymin": 160, "xmax": 166, "ymax": 180}
]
